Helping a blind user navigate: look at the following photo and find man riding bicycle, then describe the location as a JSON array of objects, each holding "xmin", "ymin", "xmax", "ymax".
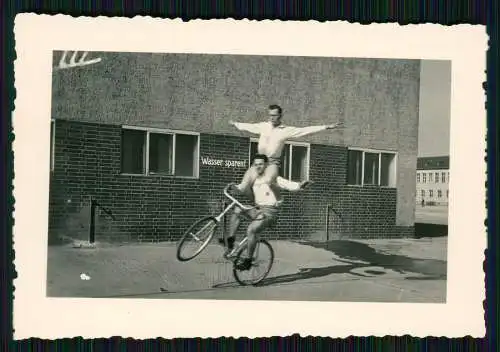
[{"xmin": 220, "ymin": 153, "xmax": 311, "ymax": 271}]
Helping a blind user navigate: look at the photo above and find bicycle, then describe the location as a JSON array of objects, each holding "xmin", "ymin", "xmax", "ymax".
[{"xmin": 176, "ymin": 183, "xmax": 275, "ymax": 286}]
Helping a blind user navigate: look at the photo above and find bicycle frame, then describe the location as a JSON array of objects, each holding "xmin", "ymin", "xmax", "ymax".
[
  {"xmin": 216, "ymin": 183, "xmax": 255, "ymax": 223},
  {"xmin": 177, "ymin": 182, "xmax": 271, "ymax": 272},
  {"xmin": 218, "ymin": 183, "xmax": 258, "ymax": 259}
]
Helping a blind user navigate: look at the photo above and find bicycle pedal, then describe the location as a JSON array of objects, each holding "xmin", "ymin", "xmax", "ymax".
[{"xmin": 225, "ymin": 251, "xmax": 237, "ymax": 259}]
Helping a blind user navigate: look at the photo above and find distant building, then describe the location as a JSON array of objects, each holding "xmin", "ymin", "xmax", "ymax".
[{"xmin": 416, "ymin": 156, "xmax": 449, "ymax": 206}]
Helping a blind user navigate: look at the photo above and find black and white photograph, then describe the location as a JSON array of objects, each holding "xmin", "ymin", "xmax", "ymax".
[
  {"xmin": 46, "ymin": 50, "xmax": 449, "ymax": 302},
  {"xmin": 13, "ymin": 15, "xmax": 486, "ymax": 338}
]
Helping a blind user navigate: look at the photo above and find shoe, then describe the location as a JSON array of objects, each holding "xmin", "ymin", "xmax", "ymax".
[{"xmin": 235, "ymin": 257, "xmax": 253, "ymax": 271}]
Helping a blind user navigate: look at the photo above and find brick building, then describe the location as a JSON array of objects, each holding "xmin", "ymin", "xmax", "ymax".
[
  {"xmin": 416, "ymin": 156, "xmax": 450, "ymax": 206},
  {"xmin": 48, "ymin": 51, "xmax": 420, "ymax": 243}
]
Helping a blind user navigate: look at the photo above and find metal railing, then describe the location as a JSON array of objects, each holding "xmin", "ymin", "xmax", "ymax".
[
  {"xmin": 88, "ymin": 196, "xmax": 116, "ymax": 243},
  {"xmin": 325, "ymin": 204, "xmax": 346, "ymax": 241}
]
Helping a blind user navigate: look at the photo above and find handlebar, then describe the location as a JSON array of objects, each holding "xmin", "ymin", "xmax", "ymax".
[{"xmin": 223, "ymin": 183, "xmax": 255, "ymax": 211}]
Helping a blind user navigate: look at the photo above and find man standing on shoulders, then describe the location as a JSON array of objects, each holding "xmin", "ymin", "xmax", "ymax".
[{"xmin": 229, "ymin": 104, "xmax": 343, "ymax": 191}]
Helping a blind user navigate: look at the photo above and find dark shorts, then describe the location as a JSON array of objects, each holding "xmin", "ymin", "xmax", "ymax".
[
  {"xmin": 268, "ymin": 157, "xmax": 281, "ymax": 168},
  {"xmin": 244, "ymin": 206, "xmax": 278, "ymax": 226}
]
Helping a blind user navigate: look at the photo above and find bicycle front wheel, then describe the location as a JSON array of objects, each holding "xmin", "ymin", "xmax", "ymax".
[
  {"xmin": 233, "ymin": 239, "xmax": 274, "ymax": 286},
  {"xmin": 176, "ymin": 216, "xmax": 218, "ymax": 262}
]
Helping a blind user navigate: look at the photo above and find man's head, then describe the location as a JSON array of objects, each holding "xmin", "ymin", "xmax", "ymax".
[
  {"xmin": 268, "ymin": 104, "xmax": 283, "ymax": 127},
  {"xmin": 253, "ymin": 153, "xmax": 268, "ymax": 175}
]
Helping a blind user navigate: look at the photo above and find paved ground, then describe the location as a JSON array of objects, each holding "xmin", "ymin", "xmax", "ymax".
[
  {"xmin": 415, "ymin": 205, "xmax": 448, "ymax": 225},
  {"xmin": 46, "ymin": 237, "xmax": 447, "ymax": 303}
]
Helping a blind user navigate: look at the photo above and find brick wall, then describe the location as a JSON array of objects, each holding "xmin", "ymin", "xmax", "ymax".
[
  {"xmin": 51, "ymin": 51, "xmax": 419, "ymax": 233},
  {"xmin": 48, "ymin": 119, "xmax": 413, "ymax": 244}
]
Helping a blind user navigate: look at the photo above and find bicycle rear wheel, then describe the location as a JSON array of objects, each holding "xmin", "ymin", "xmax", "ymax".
[
  {"xmin": 176, "ymin": 216, "xmax": 218, "ymax": 262},
  {"xmin": 233, "ymin": 239, "xmax": 274, "ymax": 286}
]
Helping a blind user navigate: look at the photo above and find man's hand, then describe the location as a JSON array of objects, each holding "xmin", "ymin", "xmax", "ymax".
[
  {"xmin": 229, "ymin": 120, "xmax": 236, "ymax": 126},
  {"xmin": 326, "ymin": 122, "xmax": 344, "ymax": 130},
  {"xmin": 230, "ymin": 183, "xmax": 245, "ymax": 195}
]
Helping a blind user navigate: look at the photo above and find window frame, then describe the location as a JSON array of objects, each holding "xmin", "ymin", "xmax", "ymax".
[
  {"xmin": 121, "ymin": 125, "xmax": 200, "ymax": 179},
  {"xmin": 347, "ymin": 147, "xmax": 398, "ymax": 188},
  {"xmin": 249, "ymin": 138, "xmax": 311, "ymax": 181}
]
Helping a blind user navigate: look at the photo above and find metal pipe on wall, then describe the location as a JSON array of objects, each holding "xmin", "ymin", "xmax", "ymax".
[{"xmin": 326, "ymin": 204, "xmax": 330, "ymax": 242}]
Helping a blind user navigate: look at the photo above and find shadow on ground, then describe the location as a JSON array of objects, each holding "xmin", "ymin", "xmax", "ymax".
[
  {"xmin": 256, "ymin": 239, "xmax": 447, "ymax": 287},
  {"xmin": 89, "ymin": 239, "xmax": 446, "ymax": 297},
  {"xmin": 414, "ymin": 223, "xmax": 448, "ymax": 238}
]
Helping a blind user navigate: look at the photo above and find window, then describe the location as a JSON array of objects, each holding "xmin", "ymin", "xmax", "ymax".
[
  {"xmin": 423, "ymin": 173, "xmax": 427, "ymax": 183},
  {"xmin": 347, "ymin": 150, "xmax": 363, "ymax": 185},
  {"xmin": 379, "ymin": 153, "xmax": 397, "ymax": 187},
  {"xmin": 364, "ymin": 152, "xmax": 379, "ymax": 185},
  {"xmin": 50, "ymin": 119, "xmax": 55, "ymax": 172},
  {"xmin": 447, "ymin": 190, "xmax": 449, "ymax": 198},
  {"xmin": 429, "ymin": 190, "xmax": 434, "ymax": 198},
  {"xmin": 438, "ymin": 190, "xmax": 442, "ymax": 198},
  {"xmin": 435, "ymin": 172, "xmax": 439, "ymax": 183},
  {"xmin": 121, "ymin": 127, "xmax": 199, "ymax": 177},
  {"xmin": 428, "ymin": 173, "xmax": 433, "ymax": 183},
  {"xmin": 290, "ymin": 144, "xmax": 309, "ymax": 181},
  {"xmin": 441, "ymin": 172, "xmax": 446, "ymax": 183},
  {"xmin": 347, "ymin": 148, "xmax": 397, "ymax": 187},
  {"xmin": 416, "ymin": 173, "xmax": 420, "ymax": 183},
  {"xmin": 249, "ymin": 140, "xmax": 309, "ymax": 182},
  {"xmin": 421, "ymin": 190, "xmax": 425, "ymax": 198}
]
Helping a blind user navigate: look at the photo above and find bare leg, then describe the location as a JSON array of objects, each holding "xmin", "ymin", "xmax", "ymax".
[
  {"xmin": 220, "ymin": 207, "xmax": 241, "ymax": 250},
  {"xmin": 264, "ymin": 164, "xmax": 283, "ymax": 199},
  {"xmin": 245, "ymin": 218, "xmax": 269, "ymax": 260},
  {"xmin": 235, "ymin": 217, "xmax": 271, "ymax": 270},
  {"xmin": 239, "ymin": 166, "xmax": 258, "ymax": 193},
  {"xmin": 263, "ymin": 163, "xmax": 280, "ymax": 184},
  {"xmin": 227, "ymin": 208, "xmax": 241, "ymax": 241}
]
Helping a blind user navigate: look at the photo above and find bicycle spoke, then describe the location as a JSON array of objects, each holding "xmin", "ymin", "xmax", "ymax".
[{"xmin": 190, "ymin": 232, "xmax": 202, "ymax": 242}]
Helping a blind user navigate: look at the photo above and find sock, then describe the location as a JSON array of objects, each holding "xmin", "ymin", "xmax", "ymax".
[{"xmin": 227, "ymin": 236, "xmax": 235, "ymax": 249}]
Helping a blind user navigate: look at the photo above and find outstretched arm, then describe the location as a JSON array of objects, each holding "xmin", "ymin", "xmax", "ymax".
[
  {"xmin": 284, "ymin": 122, "xmax": 344, "ymax": 139},
  {"xmin": 229, "ymin": 120, "xmax": 265, "ymax": 135},
  {"xmin": 232, "ymin": 182, "xmax": 255, "ymax": 202},
  {"xmin": 275, "ymin": 176, "xmax": 302, "ymax": 192}
]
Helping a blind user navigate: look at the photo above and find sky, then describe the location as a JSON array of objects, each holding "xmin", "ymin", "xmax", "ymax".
[{"xmin": 418, "ymin": 60, "xmax": 452, "ymax": 157}]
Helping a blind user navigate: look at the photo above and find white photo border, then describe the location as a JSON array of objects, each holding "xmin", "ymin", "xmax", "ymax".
[{"xmin": 12, "ymin": 14, "xmax": 487, "ymax": 338}]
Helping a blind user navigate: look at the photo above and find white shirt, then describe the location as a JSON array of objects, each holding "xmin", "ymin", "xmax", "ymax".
[
  {"xmin": 233, "ymin": 121, "xmax": 329, "ymax": 158},
  {"xmin": 252, "ymin": 175, "xmax": 301, "ymax": 207}
]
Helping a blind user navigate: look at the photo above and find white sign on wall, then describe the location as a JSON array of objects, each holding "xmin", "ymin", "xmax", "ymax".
[{"xmin": 201, "ymin": 157, "xmax": 247, "ymax": 168}]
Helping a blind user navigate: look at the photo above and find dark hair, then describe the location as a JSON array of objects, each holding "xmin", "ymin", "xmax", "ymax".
[
  {"xmin": 253, "ymin": 154, "xmax": 269, "ymax": 163},
  {"xmin": 268, "ymin": 104, "xmax": 282, "ymax": 114}
]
